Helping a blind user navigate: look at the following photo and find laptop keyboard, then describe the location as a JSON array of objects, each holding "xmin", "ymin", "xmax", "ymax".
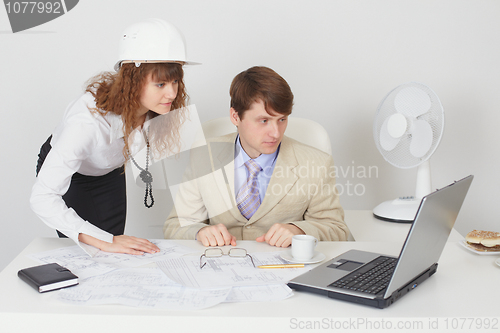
[{"xmin": 328, "ymin": 256, "xmax": 397, "ymax": 295}]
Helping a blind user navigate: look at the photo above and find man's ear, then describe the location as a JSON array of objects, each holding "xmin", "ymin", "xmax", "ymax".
[{"xmin": 229, "ymin": 108, "xmax": 240, "ymax": 127}]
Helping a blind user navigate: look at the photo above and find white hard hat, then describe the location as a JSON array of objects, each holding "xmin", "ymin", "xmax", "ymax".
[{"xmin": 114, "ymin": 18, "xmax": 199, "ymax": 71}]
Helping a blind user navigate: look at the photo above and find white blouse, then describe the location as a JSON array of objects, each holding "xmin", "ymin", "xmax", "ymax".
[{"xmin": 30, "ymin": 93, "xmax": 144, "ymax": 256}]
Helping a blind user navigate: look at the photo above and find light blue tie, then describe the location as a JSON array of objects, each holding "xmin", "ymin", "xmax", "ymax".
[{"xmin": 236, "ymin": 159, "xmax": 262, "ymax": 219}]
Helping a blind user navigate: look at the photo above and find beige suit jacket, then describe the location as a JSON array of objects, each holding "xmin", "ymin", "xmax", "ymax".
[{"xmin": 163, "ymin": 133, "xmax": 349, "ymax": 241}]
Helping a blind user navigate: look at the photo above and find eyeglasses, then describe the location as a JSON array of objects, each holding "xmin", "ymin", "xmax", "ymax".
[{"xmin": 200, "ymin": 248, "xmax": 255, "ymax": 269}]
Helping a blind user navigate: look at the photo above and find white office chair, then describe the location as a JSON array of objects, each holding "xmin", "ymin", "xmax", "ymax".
[
  {"xmin": 201, "ymin": 117, "xmax": 355, "ymax": 241},
  {"xmin": 201, "ymin": 117, "xmax": 332, "ymax": 155}
]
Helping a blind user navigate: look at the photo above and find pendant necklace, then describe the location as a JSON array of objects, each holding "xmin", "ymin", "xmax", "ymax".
[{"xmin": 128, "ymin": 129, "xmax": 154, "ymax": 208}]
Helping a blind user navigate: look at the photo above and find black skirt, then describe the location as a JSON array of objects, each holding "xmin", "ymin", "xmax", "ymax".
[{"xmin": 36, "ymin": 136, "xmax": 126, "ymax": 238}]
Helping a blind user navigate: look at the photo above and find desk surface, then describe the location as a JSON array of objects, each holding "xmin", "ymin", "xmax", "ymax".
[{"xmin": 1, "ymin": 233, "xmax": 499, "ymax": 333}]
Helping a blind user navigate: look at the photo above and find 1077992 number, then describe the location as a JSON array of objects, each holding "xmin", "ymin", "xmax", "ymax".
[
  {"xmin": 5, "ymin": 1, "xmax": 62, "ymax": 14},
  {"xmin": 443, "ymin": 318, "xmax": 499, "ymax": 330}
]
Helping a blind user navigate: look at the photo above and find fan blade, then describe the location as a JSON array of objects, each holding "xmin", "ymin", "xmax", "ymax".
[
  {"xmin": 380, "ymin": 117, "xmax": 400, "ymax": 151},
  {"xmin": 394, "ymin": 86, "xmax": 432, "ymax": 117},
  {"xmin": 410, "ymin": 120, "xmax": 433, "ymax": 158},
  {"xmin": 387, "ymin": 113, "xmax": 407, "ymax": 138}
]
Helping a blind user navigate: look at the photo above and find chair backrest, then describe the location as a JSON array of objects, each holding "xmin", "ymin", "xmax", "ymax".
[{"xmin": 201, "ymin": 117, "xmax": 332, "ymax": 155}]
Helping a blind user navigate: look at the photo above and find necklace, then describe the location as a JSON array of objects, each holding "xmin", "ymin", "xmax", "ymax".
[{"xmin": 128, "ymin": 129, "xmax": 154, "ymax": 208}]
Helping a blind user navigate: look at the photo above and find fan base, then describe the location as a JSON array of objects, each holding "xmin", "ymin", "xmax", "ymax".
[{"xmin": 373, "ymin": 198, "xmax": 421, "ymax": 223}]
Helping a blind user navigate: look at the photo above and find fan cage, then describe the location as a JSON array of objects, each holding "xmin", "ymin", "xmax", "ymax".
[{"xmin": 373, "ymin": 82, "xmax": 444, "ymax": 169}]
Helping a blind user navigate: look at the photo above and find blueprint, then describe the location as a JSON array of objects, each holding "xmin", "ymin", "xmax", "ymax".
[
  {"xmin": 55, "ymin": 267, "xmax": 232, "ymax": 310},
  {"xmin": 156, "ymin": 252, "xmax": 311, "ymax": 288},
  {"xmin": 55, "ymin": 267, "xmax": 293, "ymax": 309},
  {"xmin": 28, "ymin": 243, "xmax": 296, "ymax": 309},
  {"xmin": 26, "ymin": 239, "xmax": 194, "ymax": 279},
  {"xmin": 225, "ymin": 284, "xmax": 293, "ymax": 302}
]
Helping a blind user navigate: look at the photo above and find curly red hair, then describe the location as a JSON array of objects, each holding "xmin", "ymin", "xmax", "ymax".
[{"xmin": 85, "ymin": 63, "xmax": 188, "ymax": 160}]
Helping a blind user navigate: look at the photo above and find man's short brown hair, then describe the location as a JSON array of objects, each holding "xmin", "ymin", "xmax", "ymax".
[{"xmin": 229, "ymin": 66, "xmax": 294, "ymax": 119}]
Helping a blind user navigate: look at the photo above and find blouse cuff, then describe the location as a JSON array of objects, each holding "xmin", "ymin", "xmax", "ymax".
[{"xmin": 75, "ymin": 223, "xmax": 114, "ymax": 257}]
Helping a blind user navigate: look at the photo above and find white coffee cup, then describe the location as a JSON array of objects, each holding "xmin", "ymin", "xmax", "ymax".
[{"xmin": 291, "ymin": 235, "xmax": 318, "ymax": 261}]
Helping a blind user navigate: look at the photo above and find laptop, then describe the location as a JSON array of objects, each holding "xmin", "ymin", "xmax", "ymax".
[{"xmin": 288, "ymin": 175, "xmax": 473, "ymax": 309}]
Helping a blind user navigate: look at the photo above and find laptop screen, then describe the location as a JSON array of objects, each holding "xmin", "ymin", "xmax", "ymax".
[{"xmin": 384, "ymin": 175, "xmax": 473, "ymax": 298}]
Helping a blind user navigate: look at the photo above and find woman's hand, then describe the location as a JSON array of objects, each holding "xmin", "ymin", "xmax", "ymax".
[{"xmin": 78, "ymin": 234, "xmax": 160, "ymax": 255}]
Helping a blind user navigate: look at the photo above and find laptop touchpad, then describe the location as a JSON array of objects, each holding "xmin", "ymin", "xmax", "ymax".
[{"xmin": 328, "ymin": 260, "xmax": 364, "ymax": 272}]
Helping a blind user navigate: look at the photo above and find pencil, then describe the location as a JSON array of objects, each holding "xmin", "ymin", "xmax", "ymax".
[{"xmin": 257, "ymin": 264, "xmax": 305, "ymax": 269}]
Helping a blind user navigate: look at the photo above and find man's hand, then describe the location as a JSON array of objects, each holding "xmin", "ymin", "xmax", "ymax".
[
  {"xmin": 78, "ymin": 234, "xmax": 160, "ymax": 255},
  {"xmin": 197, "ymin": 223, "xmax": 237, "ymax": 247},
  {"xmin": 255, "ymin": 223, "xmax": 305, "ymax": 247}
]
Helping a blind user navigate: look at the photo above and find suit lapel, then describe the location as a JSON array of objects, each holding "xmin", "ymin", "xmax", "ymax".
[{"xmin": 211, "ymin": 133, "xmax": 248, "ymax": 223}]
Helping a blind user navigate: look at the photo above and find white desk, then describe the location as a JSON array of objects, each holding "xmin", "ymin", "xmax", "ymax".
[{"xmin": 1, "ymin": 233, "xmax": 498, "ymax": 333}]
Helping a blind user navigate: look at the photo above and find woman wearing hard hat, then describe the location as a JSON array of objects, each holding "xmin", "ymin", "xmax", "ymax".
[{"xmin": 30, "ymin": 19, "xmax": 197, "ymax": 256}]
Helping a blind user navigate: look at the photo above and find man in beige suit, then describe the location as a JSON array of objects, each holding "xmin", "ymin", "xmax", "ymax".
[{"xmin": 164, "ymin": 66, "xmax": 349, "ymax": 247}]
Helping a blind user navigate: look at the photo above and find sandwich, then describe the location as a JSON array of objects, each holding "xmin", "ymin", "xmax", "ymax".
[{"xmin": 465, "ymin": 230, "xmax": 500, "ymax": 252}]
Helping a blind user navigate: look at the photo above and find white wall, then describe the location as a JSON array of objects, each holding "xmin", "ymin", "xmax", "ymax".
[{"xmin": 1, "ymin": 0, "xmax": 499, "ymax": 271}]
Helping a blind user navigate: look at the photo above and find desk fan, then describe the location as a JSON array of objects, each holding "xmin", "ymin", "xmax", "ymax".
[{"xmin": 373, "ymin": 82, "xmax": 444, "ymax": 222}]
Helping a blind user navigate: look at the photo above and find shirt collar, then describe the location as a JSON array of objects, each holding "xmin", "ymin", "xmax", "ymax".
[
  {"xmin": 107, "ymin": 112, "xmax": 153, "ymax": 145},
  {"xmin": 234, "ymin": 135, "xmax": 279, "ymax": 170}
]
